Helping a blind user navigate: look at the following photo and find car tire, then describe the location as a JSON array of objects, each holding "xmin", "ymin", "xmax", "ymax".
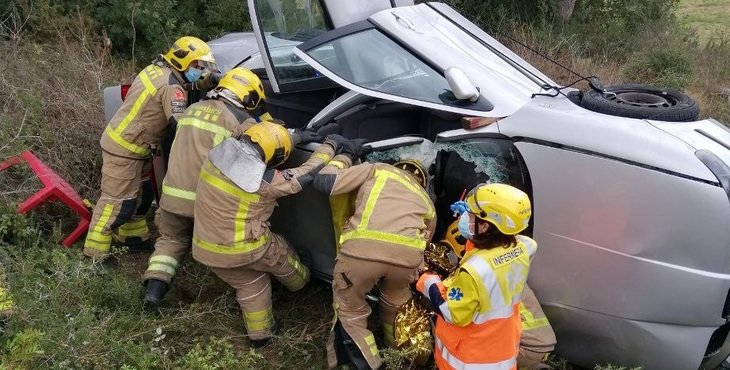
[{"xmin": 579, "ymin": 84, "xmax": 700, "ymax": 122}]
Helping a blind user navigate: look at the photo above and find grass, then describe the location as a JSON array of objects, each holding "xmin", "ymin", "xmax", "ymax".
[
  {"xmin": 679, "ymin": 0, "xmax": 730, "ymax": 41},
  {"xmin": 0, "ymin": 207, "xmax": 336, "ymax": 369}
]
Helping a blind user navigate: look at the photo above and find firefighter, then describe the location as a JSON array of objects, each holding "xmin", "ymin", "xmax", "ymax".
[
  {"xmin": 442, "ymin": 220, "xmax": 556, "ymax": 370},
  {"xmin": 191, "ymin": 122, "xmax": 334, "ymax": 348},
  {"xmin": 84, "ymin": 36, "xmax": 217, "ymax": 262},
  {"xmin": 417, "ymin": 183, "xmax": 536, "ymax": 370},
  {"xmin": 313, "ymin": 151, "xmax": 437, "ymax": 370},
  {"xmin": 141, "ymin": 67, "xmax": 267, "ymax": 305}
]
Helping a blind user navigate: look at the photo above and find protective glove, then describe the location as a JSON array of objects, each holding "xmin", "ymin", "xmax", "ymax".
[
  {"xmin": 340, "ymin": 138, "xmax": 371, "ymax": 159},
  {"xmin": 291, "ymin": 129, "xmax": 322, "ymax": 145},
  {"xmin": 323, "ymin": 134, "xmax": 350, "ymax": 153},
  {"xmin": 450, "ymin": 200, "xmax": 469, "ymax": 216}
]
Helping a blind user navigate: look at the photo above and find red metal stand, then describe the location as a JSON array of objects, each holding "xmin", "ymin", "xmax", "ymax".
[{"xmin": 0, "ymin": 151, "xmax": 92, "ymax": 247}]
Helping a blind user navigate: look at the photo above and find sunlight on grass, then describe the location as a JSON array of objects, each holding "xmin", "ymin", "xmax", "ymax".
[{"xmin": 678, "ymin": 0, "xmax": 730, "ymax": 41}]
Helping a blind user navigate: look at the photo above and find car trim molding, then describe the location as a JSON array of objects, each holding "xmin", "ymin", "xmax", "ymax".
[{"xmin": 516, "ymin": 137, "xmax": 720, "ymax": 187}]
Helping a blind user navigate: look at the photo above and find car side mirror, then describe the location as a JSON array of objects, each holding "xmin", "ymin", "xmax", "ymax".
[{"xmin": 445, "ymin": 67, "xmax": 480, "ymax": 102}]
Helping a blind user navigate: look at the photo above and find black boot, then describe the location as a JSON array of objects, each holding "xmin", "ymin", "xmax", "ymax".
[
  {"xmin": 249, "ymin": 322, "xmax": 278, "ymax": 349},
  {"xmin": 249, "ymin": 337, "xmax": 271, "ymax": 348},
  {"xmin": 125, "ymin": 237, "xmax": 153, "ymax": 253},
  {"xmin": 143, "ymin": 279, "xmax": 168, "ymax": 306}
]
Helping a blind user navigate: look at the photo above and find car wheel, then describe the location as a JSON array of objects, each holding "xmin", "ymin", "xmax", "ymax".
[{"xmin": 579, "ymin": 84, "xmax": 700, "ymax": 122}]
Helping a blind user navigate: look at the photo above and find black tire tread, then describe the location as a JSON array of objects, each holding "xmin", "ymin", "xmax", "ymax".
[{"xmin": 580, "ymin": 84, "xmax": 700, "ymax": 122}]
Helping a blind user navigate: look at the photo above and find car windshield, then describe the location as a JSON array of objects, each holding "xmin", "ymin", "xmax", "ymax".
[{"xmin": 306, "ymin": 28, "xmax": 491, "ymax": 110}]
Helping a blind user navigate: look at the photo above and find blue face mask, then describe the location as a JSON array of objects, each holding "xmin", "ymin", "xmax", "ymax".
[
  {"xmin": 185, "ymin": 67, "xmax": 203, "ymax": 82},
  {"xmin": 458, "ymin": 212, "xmax": 474, "ymax": 240}
]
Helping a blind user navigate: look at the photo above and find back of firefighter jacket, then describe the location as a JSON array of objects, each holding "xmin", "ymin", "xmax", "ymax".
[
  {"xmin": 100, "ymin": 63, "xmax": 188, "ymax": 158},
  {"xmin": 160, "ymin": 99, "xmax": 256, "ymax": 217},
  {"xmin": 314, "ymin": 155, "xmax": 436, "ymax": 268},
  {"xmin": 192, "ymin": 143, "xmax": 335, "ymax": 268}
]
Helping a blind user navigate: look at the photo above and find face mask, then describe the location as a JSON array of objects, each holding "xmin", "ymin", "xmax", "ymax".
[
  {"xmin": 458, "ymin": 212, "xmax": 474, "ymax": 240},
  {"xmin": 185, "ymin": 67, "xmax": 203, "ymax": 82}
]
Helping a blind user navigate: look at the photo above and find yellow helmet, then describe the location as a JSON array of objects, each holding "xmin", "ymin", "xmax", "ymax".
[
  {"xmin": 216, "ymin": 68, "xmax": 266, "ymax": 110},
  {"xmin": 392, "ymin": 159, "xmax": 427, "ymax": 188},
  {"xmin": 244, "ymin": 121, "xmax": 292, "ymax": 168},
  {"xmin": 163, "ymin": 36, "xmax": 216, "ymax": 71},
  {"xmin": 465, "ymin": 183, "xmax": 532, "ymax": 235},
  {"xmin": 443, "ymin": 220, "xmax": 467, "ymax": 257}
]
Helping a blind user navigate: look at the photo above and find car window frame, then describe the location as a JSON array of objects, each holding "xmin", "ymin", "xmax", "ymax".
[{"xmin": 294, "ymin": 20, "xmax": 499, "ymax": 117}]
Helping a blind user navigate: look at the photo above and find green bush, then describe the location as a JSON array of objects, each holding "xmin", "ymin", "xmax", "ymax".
[
  {"xmin": 1, "ymin": 0, "xmax": 252, "ymax": 65},
  {"xmin": 622, "ymin": 44, "xmax": 694, "ymax": 89},
  {"xmin": 568, "ymin": 0, "xmax": 682, "ymax": 57}
]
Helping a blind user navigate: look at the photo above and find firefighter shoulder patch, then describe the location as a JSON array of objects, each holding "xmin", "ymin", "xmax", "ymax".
[{"xmin": 171, "ymin": 90, "xmax": 187, "ymax": 114}]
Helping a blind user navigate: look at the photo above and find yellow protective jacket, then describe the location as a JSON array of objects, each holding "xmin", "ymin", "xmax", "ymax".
[
  {"xmin": 313, "ymin": 154, "xmax": 436, "ymax": 268},
  {"xmin": 417, "ymin": 236, "xmax": 538, "ymax": 370},
  {"xmin": 100, "ymin": 62, "xmax": 188, "ymax": 158},
  {"xmin": 159, "ymin": 99, "xmax": 257, "ymax": 217},
  {"xmin": 192, "ymin": 143, "xmax": 336, "ymax": 268}
]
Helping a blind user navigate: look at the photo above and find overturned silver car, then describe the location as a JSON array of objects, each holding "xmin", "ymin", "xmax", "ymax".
[{"xmin": 103, "ymin": 1, "xmax": 730, "ymax": 369}]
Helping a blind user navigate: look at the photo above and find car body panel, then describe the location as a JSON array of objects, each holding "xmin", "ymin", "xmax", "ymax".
[
  {"xmin": 516, "ymin": 140, "xmax": 730, "ymax": 369},
  {"xmin": 546, "ymin": 303, "xmax": 712, "ymax": 370},
  {"xmin": 497, "ymin": 95, "xmax": 718, "ymax": 182},
  {"xmin": 650, "ymin": 118, "xmax": 730, "ymax": 167},
  {"xmin": 323, "ymin": 0, "xmax": 414, "ymax": 28}
]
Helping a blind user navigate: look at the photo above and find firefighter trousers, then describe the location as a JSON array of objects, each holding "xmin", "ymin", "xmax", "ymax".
[
  {"xmin": 83, "ymin": 152, "xmax": 152, "ymax": 259},
  {"xmin": 208, "ymin": 233, "xmax": 309, "ymax": 341},
  {"xmin": 143, "ymin": 209, "xmax": 192, "ymax": 284},
  {"xmin": 326, "ymin": 252, "xmax": 418, "ymax": 370},
  {"xmin": 518, "ymin": 284, "xmax": 557, "ymax": 370}
]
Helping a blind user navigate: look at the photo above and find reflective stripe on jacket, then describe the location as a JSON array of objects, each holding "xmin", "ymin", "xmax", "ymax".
[
  {"xmin": 314, "ymin": 154, "xmax": 436, "ymax": 268},
  {"xmin": 418, "ymin": 236, "xmax": 538, "ymax": 370},
  {"xmin": 100, "ymin": 63, "xmax": 187, "ymax": 158},
  {"xmin": 192, "ymin": 143, "xmax": 335, "ymax": 268},
  {"xmin": 159, "ymin": 99, "xmax": 256, "ymax": 217}
]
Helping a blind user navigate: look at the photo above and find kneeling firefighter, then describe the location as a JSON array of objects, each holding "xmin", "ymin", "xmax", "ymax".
[
  {"xmin": 142, "ymin": 67, "xmax": 267, "ymax": 305},
  {"xmin": 84, "ymin": 36, "xmax": 217, "ymax": 261},
  {"xmin": 313, "ymin": 154, "xmax": 437, "ymax": 370},
  {"xmin": 191, "ymin": 122, "xmax": 339, "ymax": 347},
  {"xmin": 443, "ymin": 220, "xmax": 556, "ymax": 369},
  {"xmin": 417, "ymin": 183, "xmax": 537, "ymax": 370}
]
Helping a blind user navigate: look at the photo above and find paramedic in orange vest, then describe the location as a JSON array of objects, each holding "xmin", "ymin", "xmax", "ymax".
[
  {"xmin": 442, "ymin": 220, "xmax": 556, "ymax": 369},
  {"xmin": 141, "ymin": 68, "xmax": 266, "ymax": 305},
  {"xmin": 84, "ymin": 36, "xmax": 217, "ymax": 262},
  {"xmin": 417, "ymin": 183, "xmax": 537, "ymax": 370},
  {"xmin": 314, "ymin": 154, "xmax": 436, "ymax": 370}
]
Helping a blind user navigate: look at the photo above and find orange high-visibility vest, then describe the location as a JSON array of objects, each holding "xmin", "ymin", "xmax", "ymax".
[{"xmin": 426, "ymin": 236, "xmax": 537, "ymax": 370}]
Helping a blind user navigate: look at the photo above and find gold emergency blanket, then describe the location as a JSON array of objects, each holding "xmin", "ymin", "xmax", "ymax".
[
  {"xmin": 393, "ymin": 242, "xmax": 459, "ymax": 364},
  {"xmin": 394, "ymin": 298, "xmax": 433, "ymax": 364},
  {"xmin": 423, "ymin": 241, "xmax": 458, "ymax": 277}
]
